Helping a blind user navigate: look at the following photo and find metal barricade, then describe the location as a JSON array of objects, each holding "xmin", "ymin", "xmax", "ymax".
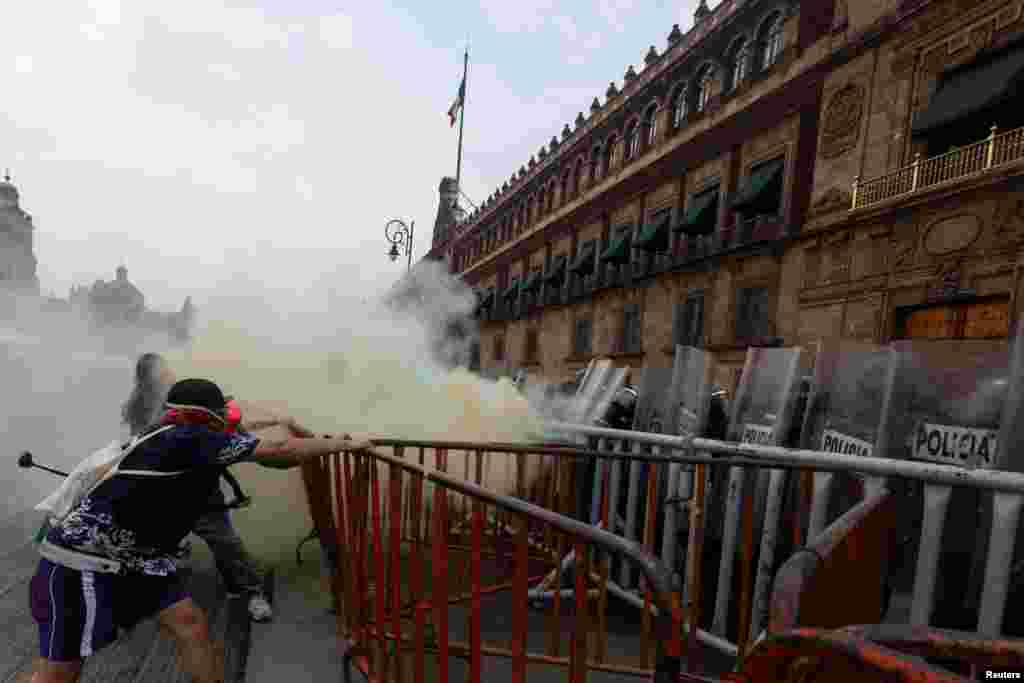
[
  {"xmin": 301, "ymin": 428, "xmax": 1024, "ymax": 680},
  {"xmin": 317, "ymin": 443, "xmax": 683, "ymax": 683},
  {"xmin": 546, "ymin": 421, "xmax": 1024, "ymax": 667}
]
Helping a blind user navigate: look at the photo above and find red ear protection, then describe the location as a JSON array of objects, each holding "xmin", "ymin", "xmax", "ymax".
[{"xmin": 224, "ymin": 399, "xmax": 242, "ymax": 433}]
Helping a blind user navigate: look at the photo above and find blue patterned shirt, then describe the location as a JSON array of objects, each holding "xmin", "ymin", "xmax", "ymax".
[{"xmin": 46, "ymin": 424, "xmax": 259, "ymax": 575}]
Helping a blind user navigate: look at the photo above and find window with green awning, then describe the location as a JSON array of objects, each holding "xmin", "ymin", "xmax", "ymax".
[
  {"xmin": 731, "ymin": 159, "xmax": 784, "ymax": 214},
  {"xmin": 635, "ymin": 211, "xmax": 671, "ymax": 252},
  {"xmin": 600, "ymin": 233, "xmax": 632, "ymax": 264},
  {"xmin": 544, "ymin": 255, "xmax": 567, "ymax": 283},
  {"xmin": 569, "ymin": 243, "xmax": 596, "ymax": 276},
  {"xmin": 675, "ymin": 190, "xmax": 719, "ymax": 236},
  {"xmin": 503, "ymin": 278, "xmax": 520, "ymax": 300}
]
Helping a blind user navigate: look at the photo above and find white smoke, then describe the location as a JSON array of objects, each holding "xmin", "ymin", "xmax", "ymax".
[{"xmin": 1, "ymin": 290, "xmax": 181, "ymax": 526}]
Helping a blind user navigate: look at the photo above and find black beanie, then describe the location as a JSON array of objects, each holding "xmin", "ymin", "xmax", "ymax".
[{"xmin": 165, "ymin": 378, "xmax": 227, "ymax": 414}]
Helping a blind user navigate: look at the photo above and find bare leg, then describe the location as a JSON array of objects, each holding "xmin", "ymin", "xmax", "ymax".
[
  {"xmin": 157, "ymin": 598, "xmax": 224, "ymax": 683},
  {"xmin": 25, "ymin": 658, "xmax": 82, "ymax": 683}
]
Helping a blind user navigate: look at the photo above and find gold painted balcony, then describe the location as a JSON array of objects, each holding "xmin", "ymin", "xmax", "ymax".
[{"xmin": 850, "ymin": 125, "xmax": 1024, "ymax": 211}]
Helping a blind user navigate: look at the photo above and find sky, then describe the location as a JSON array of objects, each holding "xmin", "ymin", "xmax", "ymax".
[{"xmin": 2, "ymin": 0, "xmax": 704, "ymax": 313}]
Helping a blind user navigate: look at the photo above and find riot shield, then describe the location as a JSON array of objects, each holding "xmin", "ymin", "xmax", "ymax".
[
  {"xmin": 883, "ymin": 338, "xmax": 1012, "ymax": 631},
  {"xmin": 975, "ymin": 318, "xmax": 1024, "ymax": 635},
  {"xmin": 661, "ymin": 346, "xmax": 716, "ymax": 591},
  {"xmin": 799, "ymin": 341, "xmax": 899, "ymax": 537},
  {"xmin": 608, "ymin": 366, "xmax": 672, "ymax": 589},
  {"xmin": 714, "ymin": 346, "xmax": 804, "ymax": 639}
]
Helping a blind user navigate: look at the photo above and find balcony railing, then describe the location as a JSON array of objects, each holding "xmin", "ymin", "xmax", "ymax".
[{"xmin": 852, "ymin": 125, "xmax": 1024, "ymax": 211}]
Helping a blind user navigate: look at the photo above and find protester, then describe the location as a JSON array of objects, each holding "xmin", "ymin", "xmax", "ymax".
[
  {"xmin": 28, "ymin": 377, "xmax": 372, "ymax": 683},
  {"xmin": 121, "ymin": 353, "xmax": 282, "ymax": 622}
]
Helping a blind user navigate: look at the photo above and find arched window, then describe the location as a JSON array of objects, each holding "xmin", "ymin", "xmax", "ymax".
[
  {"xmin": 625, "ymin": 121, "xmax": 641, "ymax": 161},
  {"xmin": 696, "ymin": 65, "xmax": 715, "ymax": 113},
  {"xmin": 730, "ymin": 39, "xmax": 750, "ymax": 90},
  {"xmin": 573, "ymin": 157, "xmax": 584, "ymax": 195},
  {"xmin": 590, "ymin": 145, "xmax": 602, "ymax": 183},
  {"xmin": 561, "ymin": 169, "xmax": 571, "ymax": 204},
  {"xmin": 644, "ymin": 105, "xmax": 658, "ymax": 148},
  {"xmin": 603, "ymin": 134, "xmax": 617, "ymax": 175},
  {"xmin": 672, "ymin": 86, "xmax": 688, "ymax": 129},
  {"xmin": 761, "ymin": 14, "xmax": 784, "ymax": 70}
]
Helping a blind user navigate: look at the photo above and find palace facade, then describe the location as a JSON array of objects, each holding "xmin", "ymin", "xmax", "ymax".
[{"xmin": 428, "ymin": 0, "xmax": 1024, "ymax": 390}]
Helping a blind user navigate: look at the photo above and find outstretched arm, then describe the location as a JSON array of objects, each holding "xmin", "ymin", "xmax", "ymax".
[{"xmin": 249, "ymin": 434, "xmax": 372, "ymax": 469}]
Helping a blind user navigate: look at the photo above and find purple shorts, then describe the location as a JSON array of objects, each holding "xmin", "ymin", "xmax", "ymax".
[{"xmin": 29, "ymin": 558, "xmax": 189, "ymax": 662}]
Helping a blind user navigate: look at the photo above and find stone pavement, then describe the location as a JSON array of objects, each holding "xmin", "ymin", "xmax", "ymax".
[{"xmin": 246, "ymin": 546, "xmax": 350, "ymax": 683}]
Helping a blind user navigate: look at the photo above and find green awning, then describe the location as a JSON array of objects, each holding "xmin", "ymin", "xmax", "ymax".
[
  {"xmin": 569, "ymin": 244, "xmax": 595, "ymax": 275},
  {"xmin": 912, "ymin": 45, "xmax": 1024, "ymax": 135},
  {"xmin": 676, "ymin": 191, "xmax": 719, "ymax": 236},
  {"xmin": 543, "ymin": 255, "xmax": 567, "ymax": 283},
  {"xmin": 731, "ymin": 160, "xmax": 784, "ymax": 213},
  {"xmin": 635, "ymin": 213, "xmax": 671, "ymax": 252},
  {"xmin": 522, "ymin": 271, "xmax": 542, "ymax": 292},
  {"xmin": 600, "ymin": 234, "xmax": 631, "ymax": 264},
  {"xmin": 503, "ymin": 279, "xmax": 520, "ymax": 300}
]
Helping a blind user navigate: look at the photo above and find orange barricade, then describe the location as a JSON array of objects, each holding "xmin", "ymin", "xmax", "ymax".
[
  {"xmin": 298, "ymin": 436, "xmax": 1024, "ymax": 682},
  {"xmin": 316, "ymin": 444, "xmax": 682, "ymax": 683}
]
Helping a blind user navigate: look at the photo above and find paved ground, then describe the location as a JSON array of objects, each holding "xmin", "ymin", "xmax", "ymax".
[{"xmin": 246, "ymin": 550, "xmax": 349, "ymax": 683}]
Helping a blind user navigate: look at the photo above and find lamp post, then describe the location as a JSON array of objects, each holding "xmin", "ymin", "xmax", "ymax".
[{"xmin": 385, "ymin": 219, "xmax": 415, "ymax": 271}]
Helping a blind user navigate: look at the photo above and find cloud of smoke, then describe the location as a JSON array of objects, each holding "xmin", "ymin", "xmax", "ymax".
[
  {"xmin": 1, "ymin": 292, "xmax": 182, "ymax": 528},
  {"xmin": 3, "ymin": 261, "xmax": 611, "ymax": 567}
]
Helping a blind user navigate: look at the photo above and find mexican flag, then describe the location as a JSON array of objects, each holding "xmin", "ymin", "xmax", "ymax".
[{"xmin": 447, "ymin": 76, "xmax": 465, "ymax": 127}]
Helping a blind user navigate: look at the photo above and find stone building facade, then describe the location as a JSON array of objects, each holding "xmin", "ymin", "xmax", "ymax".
[
  {"xmin": 0, "ymin": 174, "xmax": 40, "ymax": 293},
  {"xmin": 428, "ymin": 0, "xmax": 1024, "ymax": 391}
]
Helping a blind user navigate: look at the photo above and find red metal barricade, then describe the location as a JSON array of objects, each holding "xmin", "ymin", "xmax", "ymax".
[
  {"xmin": 308, "ymin": 444, "xmax": 683, "ymax": 683},
  {"xmin": 298, "ymin": 438, "xmax": 1024, "ymax": 682}
]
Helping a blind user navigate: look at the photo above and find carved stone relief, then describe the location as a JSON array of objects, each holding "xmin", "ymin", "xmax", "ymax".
[
  {"xmin": 820, "ymin": 83, "xmax": 866, "ymax": 160},
  {"xmin": 923, "ymin": 213, "xmax": 982, "ymax": 255},
  {"xmin": 809, "ymin": 186, "xmax": 853, "ymax": 216},
  {"xmin": 826, "ymin": 236, "xmax": 851, "ymax": 283},
  {"xmin": 994, "ymin": 194, "xmax": 1024, "ymax": 242}
]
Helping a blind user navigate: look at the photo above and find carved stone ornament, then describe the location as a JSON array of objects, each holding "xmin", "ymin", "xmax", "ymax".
[
  {"xmin": 923, "ymin": 213, "xmax": 981, "ymax": 255},
  {"xmin": 809, "ymin": 186, "xmax": 853, "ymax": 216},
  {"xmin": 994, "ymin": 194, "xmax": 1024, "ymax": 242},
  {"xmin": 820, "ymin": 83, "xmax": 866, "ymax": 159}
]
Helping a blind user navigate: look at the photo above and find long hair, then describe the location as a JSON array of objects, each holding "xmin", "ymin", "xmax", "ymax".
[{"xmin": 122, "ymin": 352, "xmax": 170, "ymax": 436}]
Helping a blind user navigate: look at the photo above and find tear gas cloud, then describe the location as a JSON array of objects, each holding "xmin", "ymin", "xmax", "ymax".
[
  {"xmin": 1, "ymin": 293, "xmax": 179, "ymax": 526},
  {"xmin": 3, "ymin": 262, "xmax": 576, "ymax": 566}
]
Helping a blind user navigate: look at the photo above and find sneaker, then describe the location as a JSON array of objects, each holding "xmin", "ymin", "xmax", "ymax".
[{"xmin": 248, "ymin": 594, "xmax": 273, "ymax": 622}]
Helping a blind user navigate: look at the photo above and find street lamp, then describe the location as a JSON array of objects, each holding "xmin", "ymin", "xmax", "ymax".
[{"xmin": 384, "ymin": 219, "xmax": 415, "ymax": 271}]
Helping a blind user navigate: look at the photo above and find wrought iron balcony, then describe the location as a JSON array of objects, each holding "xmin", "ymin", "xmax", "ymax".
[{"xmin": 852, "ymin": 125, "xmax": 1024, "ymax": 211}]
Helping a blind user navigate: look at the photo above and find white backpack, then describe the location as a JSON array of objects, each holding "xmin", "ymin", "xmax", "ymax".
[{"xmin": 35, "ymin": 425, "xmax": 174, "ymax": 524}]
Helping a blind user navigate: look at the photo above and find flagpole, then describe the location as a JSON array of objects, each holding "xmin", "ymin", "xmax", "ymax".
[{"xmin": 455, "ymin": 47, "xmax": 468, "ymax": 202}]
